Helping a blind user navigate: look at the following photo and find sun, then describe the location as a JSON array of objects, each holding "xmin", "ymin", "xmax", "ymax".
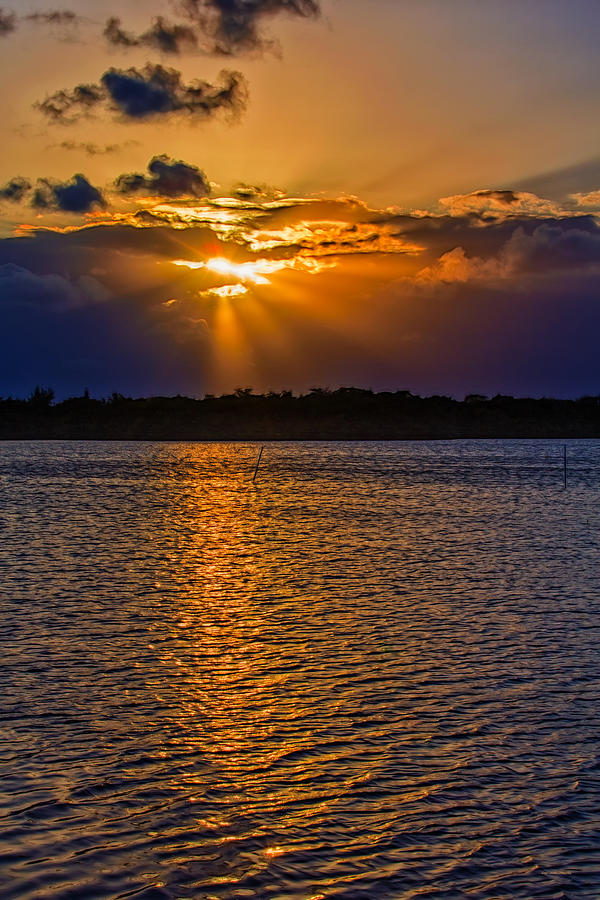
[
  {"xmin": 205, "ymin": 257, "xmax": 271, "ymax": 284},
  {"xmin": 173, "ymin": 256, "xmax": 286, "ymax": 285}
]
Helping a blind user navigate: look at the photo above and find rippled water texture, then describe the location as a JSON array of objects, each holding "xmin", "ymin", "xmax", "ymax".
[{"xmin": 2, "ymin": 440, "xmax": 600, "ymax": 899}]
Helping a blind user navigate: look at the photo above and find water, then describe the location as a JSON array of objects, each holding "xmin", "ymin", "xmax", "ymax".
[{"xmin": 1, "ymin": 440, "xmax": 600, "ymax": 899}]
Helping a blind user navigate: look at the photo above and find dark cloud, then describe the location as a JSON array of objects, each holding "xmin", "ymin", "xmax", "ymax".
[
  {"xmin": 101, "ymin": 64, "xmax": 247, "ymax": 119},
  {"xmin": 0, "ymin": 224, "xmax": 221, "ymax": 272},
  {"xmin": 504, "ymin": 221, "xmax": 600, "ymax": 274},
  {"xmin": 0, "ymin": 7, "xmax": 15, "ymax": 35},
  {"xmin": 0, "ymin": 263, "xmax": 109, "ymax": 311},
  {"xmin": 367, "ymin": 209, "xmax": 600, "ymax": 267},
  {"xmin": 102, "ymin": 0, "xmax": 321, "ymax": 56},
  {"xmin": 0, "ymin": 177, "xmax": 31, "ymax": 202},
  {"xmin": 31, "ymin": 175, "xmax": 106, "ymax": 213},
  {"xmin": 178, "ymin": 0, "xmax": 320, "ymax": 53},
  {"xmin": 0, "ymin": 235, "xmax": 212, "ymax": 399},
  {"xmin": 104, "ymin": 15, "xmax": 198, "ymax": 53},
  {"xmin": 116, "ymin": 155, "xmax": 210, "ymax": 198},
  {"xmin": 36, "ymin": 64, "xmax": 248, "ymax": 122}
]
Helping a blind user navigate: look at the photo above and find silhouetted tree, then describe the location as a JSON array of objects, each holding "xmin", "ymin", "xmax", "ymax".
[{"xmin": 28, "ymin": 386, "xmax": 54, "ymax": 408}]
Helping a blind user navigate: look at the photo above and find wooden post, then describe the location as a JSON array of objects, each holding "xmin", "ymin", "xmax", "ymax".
[{"xmin": 252, "ymin": 445, "xmax": 264, "ymax": 483}]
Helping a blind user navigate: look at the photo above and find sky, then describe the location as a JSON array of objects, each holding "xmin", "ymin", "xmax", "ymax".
[{"xmin": 1, "ymin": 0, "xmax": 600, "ymax": 399}]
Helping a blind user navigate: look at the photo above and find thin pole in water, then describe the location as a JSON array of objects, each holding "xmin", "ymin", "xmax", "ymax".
[
  {"xmin": 252, "ymin": 445, "xmax": 264, "ymax": 483},
  {"xmin": 563, "ymin": 443, "xmax": 567, "ymax": 490}
]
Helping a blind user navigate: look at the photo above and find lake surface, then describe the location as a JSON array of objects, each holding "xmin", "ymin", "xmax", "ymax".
[{"xmin": 2, "ymin": 440, "xmax": 600, "ymax": 899}]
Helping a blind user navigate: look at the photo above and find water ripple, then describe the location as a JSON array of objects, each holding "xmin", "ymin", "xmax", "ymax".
[{"xmin": 1, "ymin": 440, "xmax": 600, "ymax": 898}]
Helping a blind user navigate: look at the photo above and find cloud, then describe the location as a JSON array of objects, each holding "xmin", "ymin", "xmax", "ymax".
[
  {"xmin": 439, "ymin": 188, "xmax": 561, "ymax": 218},
  {"xmin": 102, "ymin": 0, "xmax": 321, "ymax": 57},
  {"xmin": 177, "ymin": 0, "xmax": 321, "ymax": 53},
  {"xmin": 115, "ymin": 155, "xmax": 210, "ymax": 198},
  {"xmin": 54, "ymin": 139, "xmax": 139, "ymax": 156},
  {"xmin": 0, "ymin": 177, "xmax": 31, "ymax": 202},
  {"xmin": 0, "ymin": 263, "xmax": 109, "ymax": 311},
  {"xmin": 0, "ymin": 7, "xmax": 15, "ymax": 35},
  {"xmin": 0, "ymin": 8, "xmax": 81, "ymax": 38},
  {"xmin": 104, "ymin": 16, "xmax": 198, "ymax": 54},
  {"xmin": 100, "ymin": 64, "xmax": 247, "ymax": 120},
  {"xmin": 233, "ymin": 182, "xmax": 285, "ymax": 201},
  {"xmin": 36, "ymin": 64, "xmax": 248, "ymax": 122},
  {"xmin": 571, "ymin": 189, "xmax": 600, "ymax": 210},
  {"xmin": 502, "ymin": 221, "xmax": 600, "ymax": 274},
  {"xmin": 31, "ymin": 174, "xmax": 106, "ymax": 213},
  {"xmin": 121, "ymin": 194, "xmax": 425, "ymax": 255},
  {"xmin": 24, "ymin": 10, "xmax": 79, "ymax": 26},
  {"xmin": 35, "ymin": 83, "xmax": 105, "ymax": 124},
  {"xmin": 0, "ymin": 262, "xmax": 210, "ymax": 399},
  {"xmin": 416, "ymin": 219, "xmax": 600, "ymax": 286},
  {"xmin": 17, "ymin": 186, "xmax": 597, "ymax": 276},
  {"xmin": 416, "ymin": 246, "xmax": 498, "ymax": 284}
]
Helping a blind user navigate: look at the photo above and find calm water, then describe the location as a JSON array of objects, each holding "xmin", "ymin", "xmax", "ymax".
[{"xmin": 2, "ymin": 440, "xmax": 600, "ymax": 900}]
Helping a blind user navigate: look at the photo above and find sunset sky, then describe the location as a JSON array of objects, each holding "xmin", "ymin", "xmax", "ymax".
[{"xmin": 2, "ymin": 0, "xmax": 600, "ymax": 398}]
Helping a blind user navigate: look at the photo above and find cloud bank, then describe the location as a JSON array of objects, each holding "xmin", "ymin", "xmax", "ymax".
[{"xmin": 2, "ymin": 182, "xmax": 600, "ymax": 398}]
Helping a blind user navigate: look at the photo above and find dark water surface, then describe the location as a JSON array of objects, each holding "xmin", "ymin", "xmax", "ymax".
[{"xmin": 2, "ymin": 440, "xmax": 600, "ymax": 899}]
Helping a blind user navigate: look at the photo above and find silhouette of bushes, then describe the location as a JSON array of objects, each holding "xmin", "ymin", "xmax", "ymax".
[{"xmin": 0, "ymin": 388, "xmax": 599, "ymax": 439}]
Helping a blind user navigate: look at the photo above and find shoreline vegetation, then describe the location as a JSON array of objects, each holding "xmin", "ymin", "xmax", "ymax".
[{"xmin": 2, "ymin": 387, "xmax": 600, "ymax": 440}]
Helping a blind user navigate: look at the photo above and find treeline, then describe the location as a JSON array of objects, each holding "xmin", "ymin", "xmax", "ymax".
[{"xmin": 1, "ymin": 386, "xmax": 600, "ymax": 439}]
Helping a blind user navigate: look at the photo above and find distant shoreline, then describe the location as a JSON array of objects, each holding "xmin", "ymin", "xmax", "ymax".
[
  {"xmin": 2, "ymin": 388, "xmax": 600, "ymax": 440},
  {"xmin": 1, "ymin": 436, "xmax": 597, "ymax": 442}
]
